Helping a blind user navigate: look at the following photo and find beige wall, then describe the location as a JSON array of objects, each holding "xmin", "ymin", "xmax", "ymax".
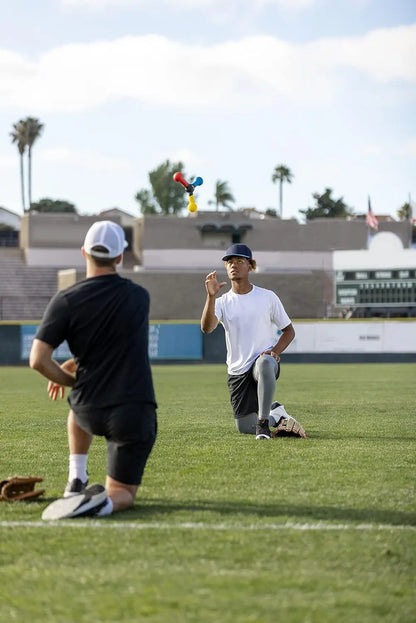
[
  {"xmin": 22, "ymin": 212, "xmax": 412, "ymax": 268},
  {"xmin": 20, "ymin": 213, "xmax": 129, "ymax": 266},
  {"xmin": 25, "ymin": 212, "xmax": 414, "ymax": 320},
  {"xmin": 58, "ymin": 267, "xmax": 332, "ymax": 320},
  {"xmin": 20, "ymin": 213, "xmax": 124, "ymax": 249},
  {"xmin": 134, "ymin": 213, "xmax": 412, "ymax": 253},
  {"xmin": 140, "ymin": 249, "xmax": 333, "ymax": 271}
]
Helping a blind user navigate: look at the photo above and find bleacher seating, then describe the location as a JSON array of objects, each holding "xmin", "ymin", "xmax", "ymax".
[{"xmin": 0, "ymin": 249, "xmax": 60, "ymax": 320}]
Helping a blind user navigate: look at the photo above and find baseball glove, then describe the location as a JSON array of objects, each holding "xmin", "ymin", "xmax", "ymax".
[
  {"xmin": 272, "ymin": 415, "xmax": 308, "ymax": 439},
  {"xmin": 0, "ymin": 476, "xmax": 45, "ymax": 501}
]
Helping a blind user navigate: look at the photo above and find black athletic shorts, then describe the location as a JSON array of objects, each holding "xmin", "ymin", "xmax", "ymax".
[
  {"xmin": 73, "ymin": 403, "xmax": 157, "ymax": 485},
  {"xmin": 227, "ymin": 361, "xmax": 280, "ymax": 418}
]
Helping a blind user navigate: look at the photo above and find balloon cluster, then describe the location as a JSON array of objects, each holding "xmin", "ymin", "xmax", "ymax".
[{"xmin": 173, "ymin": 172, "xmax": 203, "ymax": 212}]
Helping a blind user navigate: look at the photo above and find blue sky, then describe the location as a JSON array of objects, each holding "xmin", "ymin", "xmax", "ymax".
[{"xmin": 1, "ymin": 0, "xmax": 415, "ymax": 220}]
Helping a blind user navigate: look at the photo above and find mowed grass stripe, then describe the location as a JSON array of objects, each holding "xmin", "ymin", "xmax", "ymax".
[{"xmin": 1, "ymin": 520, "xmax": 415, "ymax": 530}]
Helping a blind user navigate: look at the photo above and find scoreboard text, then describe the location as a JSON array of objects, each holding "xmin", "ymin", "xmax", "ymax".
[{"xmin": 335, "ymin": 269, "xmax": 416, "ymax": 307}]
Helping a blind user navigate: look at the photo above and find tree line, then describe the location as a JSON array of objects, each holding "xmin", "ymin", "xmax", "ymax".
[{"xmin": 9, "ymin": 117, "xmax": 414, "ymax": 223}]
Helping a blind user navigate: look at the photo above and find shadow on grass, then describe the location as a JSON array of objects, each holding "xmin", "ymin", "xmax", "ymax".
[{"xmin": 116, "ymin": 498, "xmax": 416, "ymax": 527}]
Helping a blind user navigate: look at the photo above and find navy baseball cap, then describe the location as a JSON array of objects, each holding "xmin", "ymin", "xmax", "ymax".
[{"xmin": 222, "ymin": 244, "xmax": 252, "ymax": 261}]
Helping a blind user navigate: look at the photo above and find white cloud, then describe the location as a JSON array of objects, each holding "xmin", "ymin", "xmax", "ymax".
[
  {"xmin": 60, "ymin": 0, "xmax": 140, "ymax": 7},
  {"xmin": 312, "ymin": 25, "xmax": 416, "ymax": 82},
  {"xmin": 59, "ymin": 0, "xmax": 317, "ymax": 9},
  {"xmin": 0, "ymin": 49, "xmax": 35, "ymax": 93},
  {"xmin": 39, "ymin": 147, "xmax": 132, "ymax": 170},
  {"xmin": 362, "ymin": 144, "xmax": 383, "ymax": 156},
  {"xmin": 397, "ymin": 137, "xmax": 416, "ymax": 157},
  {"xmin": 165, "ymin": 149, "xmax": 197, "ymax": 166},
  {"xmin": 0, "ymin": 24, "xmax": 414, "ymax": 114},
  {"xmin": 0, "ymin": 153, "xmax": 16, "ymax": 167},
  {"xmin": 60, "ymin": 0, "xmax": 228, "ymax": 8},
  {"xmin": 254, "ymin": 0, "xmax": 317, "ymax": 8}
]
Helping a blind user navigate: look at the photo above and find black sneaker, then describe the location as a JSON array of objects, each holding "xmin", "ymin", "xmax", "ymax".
[
  {"xmin": 42, "ymin": 484, "xmax": 108, "ymax": 521},
  {"xmin": 255, "ymin": 418, "xmax": 271, "ymax": 440},
  {"xmin": 64, "ymin": 478, "xmax": 88, "ymax": 498}
]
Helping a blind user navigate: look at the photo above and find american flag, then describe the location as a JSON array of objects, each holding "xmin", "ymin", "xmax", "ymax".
[{"xmin": 366, "ymin": 197, "xmax": 378, "ymax": 230}]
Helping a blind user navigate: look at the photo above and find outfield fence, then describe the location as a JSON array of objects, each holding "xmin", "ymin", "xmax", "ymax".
[{"xmin": 1, "ymin": 319, "xmax": 416, "ymax": 365}]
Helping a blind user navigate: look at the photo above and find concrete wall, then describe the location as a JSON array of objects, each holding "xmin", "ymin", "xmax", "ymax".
[
  {"xmin": 0, "ymin": 207, "xmax": 21, "ymax": 230},
  {"xmin": 20, "ymin": 213, "xmax": 126, "ymax": 266},
  {"xmin": 334, "ymin": 231, "xmax": 416, "ymax": 270},
  {"xmin": 58, "ymin": 268, "xmax": 332, "ymax": 320},
  {"xmin": 21, "ymin": 212, "xmax": 412, "ymax": 270},
  {"xmin": 14, "ymin": 212, "xmax": 414, "ymax": 321},
  {"xmin": 139, "ymin": 249, "xmax": 333, "ymax": 271},
  {"xmin": 134, "ymin": 213, "xmax": 412, "ymax": 253},
  {"xmin": 2, "ymin": 320, "xmax": 415, "ymax": 366}
]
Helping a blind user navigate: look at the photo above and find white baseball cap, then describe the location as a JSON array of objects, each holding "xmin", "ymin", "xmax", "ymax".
[{"xmin": 83, "ymin": 221, "xmax": 128, "ymax": 258}]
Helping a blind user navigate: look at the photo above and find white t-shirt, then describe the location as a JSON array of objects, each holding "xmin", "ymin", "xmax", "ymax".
[{"xmin": 215, "ymin": 284, "xmax": 291, "ymax": 375}]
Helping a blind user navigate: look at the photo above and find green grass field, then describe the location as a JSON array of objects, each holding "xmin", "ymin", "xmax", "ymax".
[{"xmin": 0, "ymin": 363, "xmax": 415, "ymax": 622}]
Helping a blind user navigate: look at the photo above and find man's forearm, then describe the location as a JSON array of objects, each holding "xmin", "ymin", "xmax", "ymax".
[
  {"xmin": 273, "ymin": 324, "xmax": 295, "ymax": 355},
  {"xmin": 201, "ymin": 295, "xmax": 218, "ymax": 334},
  {"xmin": 61, "ymin": 358, "xmax": 78, "ymax": 374},
  {"xmin": 32, "ymin": 357, "xmax": 76, "ymax": 387},
  {"xmin": 30, "ymin": 339, "xmax": 76, "ymax": 387}
]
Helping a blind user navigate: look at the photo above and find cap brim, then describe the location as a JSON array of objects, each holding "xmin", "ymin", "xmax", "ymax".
[{"xmin": 222, "ymin": 253, "xmax": 251, "ymax": 261}]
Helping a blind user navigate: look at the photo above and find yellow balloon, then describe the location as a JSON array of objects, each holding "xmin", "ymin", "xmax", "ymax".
[{"xmin": 188, "ymin": 196, "xmax": 197, "ymax": 212}]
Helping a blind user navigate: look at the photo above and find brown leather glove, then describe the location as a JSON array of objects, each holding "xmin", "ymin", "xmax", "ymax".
[
  {"xmin": 272, "ymin": 416, "xmax": 308, "ymax": 438},
  {"xmin": 0, "ymin": 476, "xmax": 45, "ymax": 501}
]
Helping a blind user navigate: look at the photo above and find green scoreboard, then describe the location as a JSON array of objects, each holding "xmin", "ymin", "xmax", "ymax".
[{"xmin": 335, "ymin": 268, "xmax": 416, "ymax": 307}]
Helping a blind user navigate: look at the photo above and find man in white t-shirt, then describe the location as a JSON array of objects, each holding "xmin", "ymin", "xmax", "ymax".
[{"xmin": 201, "ymin": 243, "xmax": 295, "ymax": 439}]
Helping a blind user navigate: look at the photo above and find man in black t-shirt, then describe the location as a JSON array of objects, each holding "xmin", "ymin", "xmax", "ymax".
[{"xmin": 30, "ymin": 221, "xmax": 157, "ymax": 520}]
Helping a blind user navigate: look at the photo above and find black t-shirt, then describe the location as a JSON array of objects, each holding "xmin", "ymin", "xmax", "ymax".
[{"xmin": 35, "ymin": 274, "xmax": 156, "ymax": 410}]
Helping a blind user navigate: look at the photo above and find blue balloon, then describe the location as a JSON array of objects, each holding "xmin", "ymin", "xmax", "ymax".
[{"xmin": 192, "ymin": 176, "xmax": 203, "ymax": 187}]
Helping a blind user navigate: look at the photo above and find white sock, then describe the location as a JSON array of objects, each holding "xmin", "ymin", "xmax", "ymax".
[
  {"xmin": 68, "ymin": 454, "xmax": 88, "ymax": 483},
  {"xmin": 95, "ymin": 497, "xmax": 113, "ymax": 517}
]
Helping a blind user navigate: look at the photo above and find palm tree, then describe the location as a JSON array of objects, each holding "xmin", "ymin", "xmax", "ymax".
[
  {"xmin": 10, "ymin": 117, "xmax": 44, "ymax": 211},
  {"xmin": 209, "ymin": 179, "xmax": 235, "ymax": 212},
  {"xmin": 271, "ymin": 164, "xmax": 293, "ymax": 219},
  {"xmin": 23, "ymin": 117, "xmax": 44, "ymax": 209},
  {"xmin": 397, "ymin": 202, "xmax": 411, "ymax": 221},
  {"xmin": 10, "ymin": 120, "xmax": 28, "ymax": 212}
]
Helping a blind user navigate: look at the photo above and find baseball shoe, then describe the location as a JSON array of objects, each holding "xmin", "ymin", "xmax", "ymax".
[
  {"xmin": 255, "ymin": 418, "xmax": 271, "ymax": 440},
  {"xmin": 42, "ymin": 484, "xmax": 108, "ymax": 521},
  {"xmin": 64, "ymin": 478, "xmax": 88, "ymax": 498}
]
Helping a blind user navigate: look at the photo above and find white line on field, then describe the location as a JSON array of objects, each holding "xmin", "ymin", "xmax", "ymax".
[{"xmin": 0, "ymin": 520, "xmax": 415, "ymax": 531}]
